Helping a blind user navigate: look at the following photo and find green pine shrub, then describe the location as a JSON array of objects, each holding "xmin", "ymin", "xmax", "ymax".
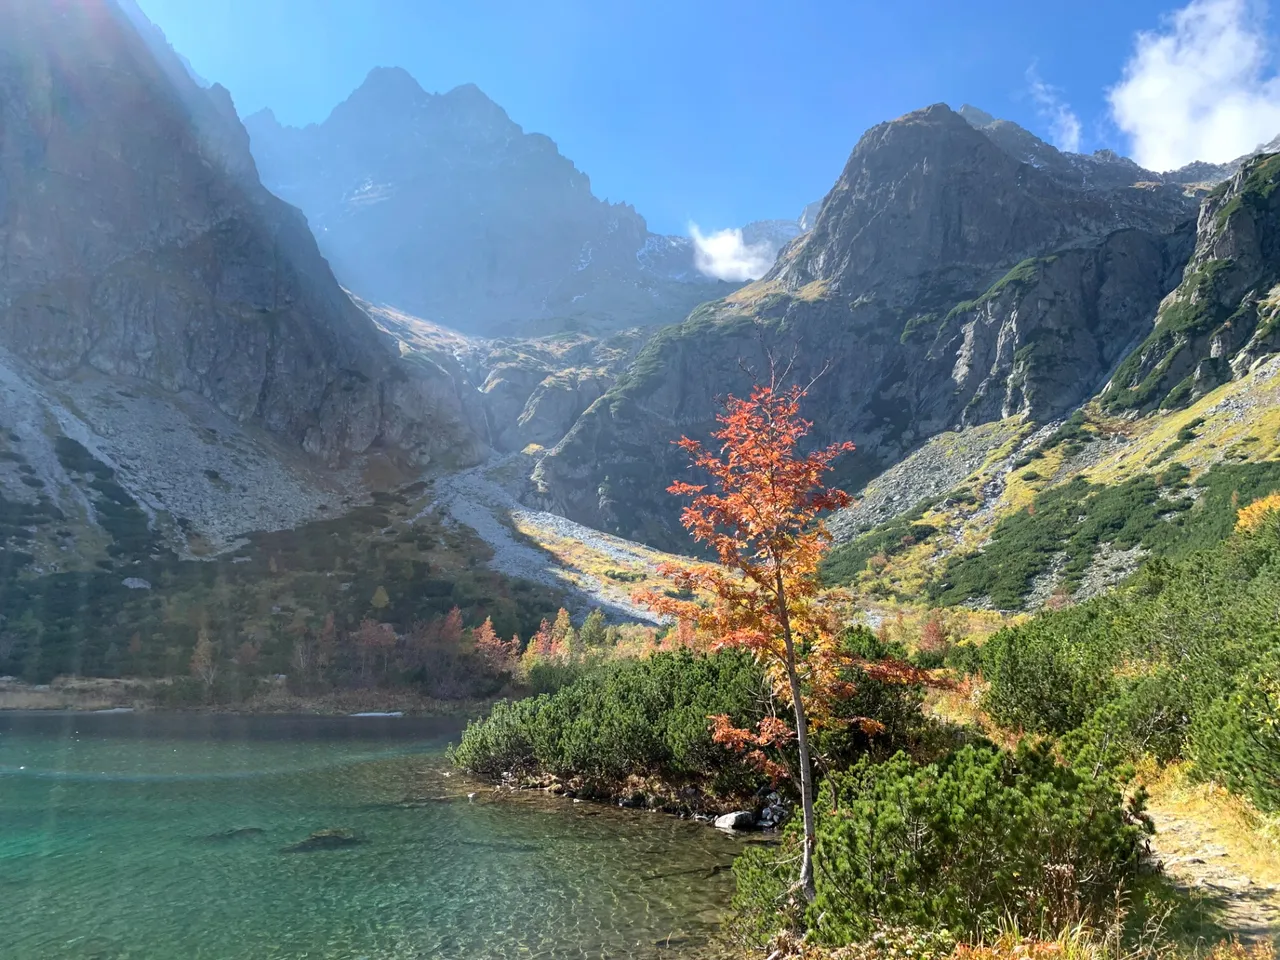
[
  {"xmin": 980, "ymin": 603, "xmax": 1119, "ymax": 733},
  {"xmin": 1190, "ymin": 650, "xmax": 1280, "ymax": 812},
  {"xmin": 731, "ymin": 743, "xmax": 1149, "ymax": 947},
  {"xmin": 449, "ymin": 649, "xmax": 767, "ymax": 790},
  {"xmin": 971, "ymin": 512, "xmax": 1280, "ymax": 797},
  {"xmin": 930, "ymin": 460, "xmax": 1280, "ymax": 609}
]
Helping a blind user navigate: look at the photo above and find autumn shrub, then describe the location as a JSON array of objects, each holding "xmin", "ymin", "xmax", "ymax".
[{"xmin": 732, "ymin": 743, "xmax": 1149, "ymax": 948}]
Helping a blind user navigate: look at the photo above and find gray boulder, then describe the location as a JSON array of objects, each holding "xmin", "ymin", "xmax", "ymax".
[{"xmin": 714, "ymin": 810, "xmax": 757, "ymax": 831}]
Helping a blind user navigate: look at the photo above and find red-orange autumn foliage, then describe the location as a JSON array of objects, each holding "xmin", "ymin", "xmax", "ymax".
[
  {"xmin": 635, "ymin": 379, "xmax": 858, "ymax": 900},
  {"xmin": 660, "ymin": 617, "xmax": 698, "ymax": 651},
  {"xmin": 472, "ymin": 616, "xmax": 518, "ymax": 675},
  {"xmin": 918, "ymin": 610, "xmax": 949, "ymax": 653},
  {"xmin": 635, "ymin": 382, "xmax": 858, "ymax": 728},
  {"xmin": 438, "ymin": 606, "xmax": 465, "ymax": 647},
  {"xmin": 526, "ymin": 618, "xmax": 554, "ymax": 659},
  {"xmin": 356, "ymin": 619, "xmax": 397, "ymax": 679}
]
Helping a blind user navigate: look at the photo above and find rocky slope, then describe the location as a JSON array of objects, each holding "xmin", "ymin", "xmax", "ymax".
[
  {"xmin": 819, "ymin": 154, "xmax": 1280, "ymax": 611},
  {"xmin": 0, "ymin": 0, "xmax": 482, "ymax": 475},
  {"xmin": 365, "ymin": 300, "xmax": 647, "ymax": 454},
  {"xmin": 532, "ymin": 104, "xmax": 1200, "ymax": 549},
  {"xmin": 245, "ymin": 69, "xmax": 735, "ymax": 335}
]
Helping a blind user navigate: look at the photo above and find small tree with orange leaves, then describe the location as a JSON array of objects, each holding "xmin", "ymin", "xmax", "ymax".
[
  {"xmin": 636, "ymin": 379, "xmax": 855, "ymax": 902},
  {"xmin": 472, "ymin": 616, "xmax": 518, "ymax": 677}
]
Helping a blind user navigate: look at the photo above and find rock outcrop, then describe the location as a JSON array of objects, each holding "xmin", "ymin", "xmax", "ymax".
[
  {"xmin": 1103, "ymin": 153, "xmax": 1280, "ymax": 411},
  {"xmin": 245, "ymin": 69, "xmax": 733, "ymax": 334},
  {"xmin": 0, "ymin": 0, "xmax": 481, "ymax": 471},
  {"xmin": 532, "ymin": 104, "xmax": 1199, "ymax": 549}
]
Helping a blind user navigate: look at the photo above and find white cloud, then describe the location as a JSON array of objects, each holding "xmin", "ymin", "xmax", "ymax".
[
  {"xmin": 1109, "ymin": 0, "xmax": 1280, "ymax": 171},
  {"xmin": 1027, "ymin": 66, "xmax": 1083, "ymax": 153},
  {"xmin": 689, "ymin": 224, "xmax": 775, "ymax": 282}
]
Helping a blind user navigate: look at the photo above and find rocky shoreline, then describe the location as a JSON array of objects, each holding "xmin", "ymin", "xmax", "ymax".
[{"xmin": 484, "ymin": 769, "xmax": 792, "ymax": 834}]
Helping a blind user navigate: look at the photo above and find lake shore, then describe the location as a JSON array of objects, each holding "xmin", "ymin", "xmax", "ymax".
[{"xmin": 0, "ymin": 675, "xmax": 491, "ymax": 718}]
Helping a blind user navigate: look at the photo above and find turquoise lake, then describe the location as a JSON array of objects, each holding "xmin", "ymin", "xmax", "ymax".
[{"xmin": 0, "ymin": 712, "xmax": 744, "ymax": 959}]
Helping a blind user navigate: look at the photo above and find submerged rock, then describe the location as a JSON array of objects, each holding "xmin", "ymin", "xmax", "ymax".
[
  {"xmin": 281, "ymin": 829, "xmax": 364, "ymax": 853},
  {"xmin": 203, "ymin": 827, "xmax": 266, "ymax": 842}
]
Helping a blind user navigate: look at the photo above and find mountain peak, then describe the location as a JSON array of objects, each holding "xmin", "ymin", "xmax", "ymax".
[
  {"xmin": 244, "ymin": 106, "xmax": 281, "ymax": 130},
  {"xmin": 442, "ymin": 81, "xmax": 495, "ymax": 104},
  {"xmin": 437, "ymin": 81, "xmax": 512, "ymax": 125},
  {"xmin": 900, "ymin": 102, "xmax": 966, "ymax": 126},
  {"xmin": 246, "ymin": 72, "xmax": 721, "ymax": 333},
  {"xmin": 958, "ymin": 103, "xmax": 997, "ymax": 127},
  {"xmin": 360, "ymin": 65, "xmax": 426, "ymax": 96},
  {"xmin": 332, "ymin": 65, "xmax": 429, "ymax": 119}
]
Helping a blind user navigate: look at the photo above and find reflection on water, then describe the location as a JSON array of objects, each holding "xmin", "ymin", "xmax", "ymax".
[{"xmin": 0, "ymin": 712, "xmax": 743, "ymax": 959}]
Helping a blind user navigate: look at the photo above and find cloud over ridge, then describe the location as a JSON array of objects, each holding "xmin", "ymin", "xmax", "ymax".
[
  {"xmin": 1027, "ymin": 65, "xmax": 1083, "ymax": 153},
  {"xmin": 689, "ymin": 224, "xmax": 776, "ymax": 282},
  {"xmin": 1109, "ymin": 0, "xmax": 1280, "ymax": 170}
]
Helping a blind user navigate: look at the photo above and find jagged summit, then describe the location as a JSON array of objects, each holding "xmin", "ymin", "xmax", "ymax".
[
  {"xmin": 957, "ymin": 103, "xmax": 998, "ymax": 126},
  {"xmin": 958, "ymin": 101, "xmax": 1280, "ymax": 190},
  {"xmin": 245, "ymin": 72, "xmax": 728, "ymax": 334},
  {"xmin": 774, "ymin": 102, "xmax": 1192, "ymax": 302}
]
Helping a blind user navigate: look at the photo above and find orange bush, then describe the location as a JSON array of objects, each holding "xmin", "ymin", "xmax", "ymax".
[{"xmin": 1236, "ymin": 491, "xmax": 1280, "ymax": 532}]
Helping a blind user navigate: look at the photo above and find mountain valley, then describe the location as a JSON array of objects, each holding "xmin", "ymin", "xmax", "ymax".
[
  {"xmin": 4, "ymin": 3, "xmax": 1280, "ymax": 959},
  {"xmin": 4, "ymin": 0, "xmax": 1280, "ymax": 643}
]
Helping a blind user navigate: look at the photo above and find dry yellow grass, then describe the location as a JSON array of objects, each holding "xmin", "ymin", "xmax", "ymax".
[
  {"xmin": 511, "ymin": 515, "xmax": 694, "ymax": 607},
  {"xmin": 1084, "ymin": 362, "xmax": 1280, "ymax": 487},
  {"xmin": 725, "ymin": 277, "xmax": 830, "ymax": 307},
  {"xmin": 764, "ymin": 924, "xmax": 1277, "ymax": 960},
  {"xmin": 1142, "ymin": 763, "xmax": 1280, "ymax": 890}
]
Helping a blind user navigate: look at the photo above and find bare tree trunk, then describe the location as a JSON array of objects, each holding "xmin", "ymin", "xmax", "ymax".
[{"xmin": 776, "ymin": 570, "xmax": 817, "ymax": 902}]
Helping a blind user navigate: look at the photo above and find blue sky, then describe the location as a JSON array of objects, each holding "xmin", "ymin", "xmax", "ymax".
[{"xmin": 137, "ymin": 0, "xmax": 1280, "ymax": 237}]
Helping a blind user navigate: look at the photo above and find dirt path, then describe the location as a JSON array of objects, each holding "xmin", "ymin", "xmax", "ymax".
[{"xmin": 1146, "ymin": 781, "xmax": 1280, "ymax": 944}]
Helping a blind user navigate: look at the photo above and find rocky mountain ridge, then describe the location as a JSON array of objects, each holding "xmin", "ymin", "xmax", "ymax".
[
  {"xmin": 6, "ymin": 0, "xmax": 1279, "ymax": 619},
  {"xmin": 245, "ymin": 69, "xmax": 737, "ymax": 336},
  {"xmin": 0, "ymin": 0, "xmax": 492, "ymax": 564},
  {"xmin": 1103, "ymin": 153, "xmax": 1280, "ymax": 412},
  {"xmin": 958, "ymin": 103, "xmax": 1280, "ymax": 189},
  {"xmin": 529, "ymin": 103, "xmax": 1217, "ymax": 550}
]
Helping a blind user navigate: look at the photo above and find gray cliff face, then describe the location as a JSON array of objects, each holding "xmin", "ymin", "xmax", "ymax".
[
  {"xmin": 532, "ymin": 104, "xmax": 1199, "ymax": 550},
  {"xmin": 0, "ymin": 0, "xmax": 481, "ymax": 469},
  {"xmin": 1103, "ymin": 153, "xmax": 1280, "ymax": 412},
  {"xmin": 778, "ymin": 105, "xmax": 1193, "ymax": 304},
  {"xmin": 941, "ymin": 228, "xmax": 1194, "ymax": 425},
  {"xmin": 245, "ymin": 70, "xmax": 731, "ymax": 334},
  {"xmin": 469, "ymin": 332, "xmax": 646, "ymax": 454}
]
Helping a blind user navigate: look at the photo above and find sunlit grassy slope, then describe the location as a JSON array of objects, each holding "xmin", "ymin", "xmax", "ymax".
[{"xmin": 824, "ymin": 355, "xmax": 1280, "ymax": 609}]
